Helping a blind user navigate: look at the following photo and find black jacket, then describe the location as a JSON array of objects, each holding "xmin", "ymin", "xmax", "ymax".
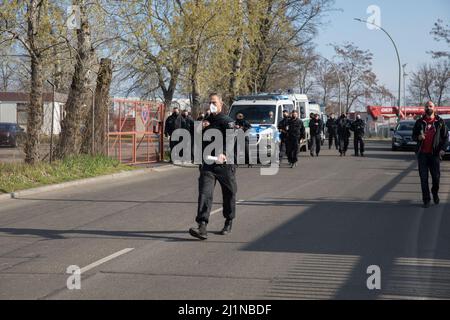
[
  {"xmin": 337, "ymin": 117, "xmax": 351, "ymax": 137},
  {"xmin": 278, "ymin": 117, "xmax": 290, "ymax": 140},
  {"xmin": 202, "ymin": 113, "xmax": 236, "ymax": 165},
  {"xmin": 309, "ymin": 118, "xmax": 323, "ymax": 136},
  {"xmin": 181, "ymin": 115, "xmax": 194, "ymax": 135},
  {"xmin": 287, "ymin": 118, "xmax": 305, "ymax": 139},
  {"xmin": 326, "ymin": 118, "xmax": 338, "ymax": 134},
  {"xmin": 351, "ymin": 119, "xmax": 365, "ymax": 137},
  {"xmin": 164, "ymin": 113, "xmax": 181, "ymax": 136},
  {"xmin": 412, "ymin": 114, "xmax": 449, "ymax": 156}
]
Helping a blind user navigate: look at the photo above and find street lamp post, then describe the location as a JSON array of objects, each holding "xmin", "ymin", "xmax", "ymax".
[
  {"xmin": 402, "ymin": 63, "xmax": 408, "ymax": 117},
  {"xmin": 354, "ymin": 18, "xmax": 402, "ymax": 121}
]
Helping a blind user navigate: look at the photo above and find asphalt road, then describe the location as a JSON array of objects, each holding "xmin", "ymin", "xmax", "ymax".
[{"xmin": 0, "ymin": 141, "xmax": 449, "ymax": 300}]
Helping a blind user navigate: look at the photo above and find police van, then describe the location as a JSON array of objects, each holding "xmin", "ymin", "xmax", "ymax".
[
  {"xmin": 229, "ymin": 94, "xmax": 294, "ymax": 161},
  {"xmin": 287, "ymin": 94, "xmax": 324, "ymax": 150}
]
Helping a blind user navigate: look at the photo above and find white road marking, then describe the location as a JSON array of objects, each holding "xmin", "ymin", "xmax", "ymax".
[{"xmin": 79, "ymin": 248, "xmax": 134, "ymax": 274}]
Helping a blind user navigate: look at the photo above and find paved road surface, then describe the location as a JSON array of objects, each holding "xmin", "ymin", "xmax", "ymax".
[{"xmin": 0, "ymin": 141, "xmax": 449, "ymax": 299}]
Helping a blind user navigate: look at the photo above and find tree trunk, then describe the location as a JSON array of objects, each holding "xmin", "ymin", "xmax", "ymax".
[
  {"xmin": 80, "ymin": 58, "xmax": 112, "ymax": 155},
  {"xmin": 56, "ymin": 0, "xmax": 93, "ymax": 159},
  {"xmin": 24, "ymin": 54, "xmax": 44, "ymax": 164}
]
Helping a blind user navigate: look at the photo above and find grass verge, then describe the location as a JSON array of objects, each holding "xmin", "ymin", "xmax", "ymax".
[{"xmin": 0, "ymin": 155, "xmax": 135, "ymax": 193}]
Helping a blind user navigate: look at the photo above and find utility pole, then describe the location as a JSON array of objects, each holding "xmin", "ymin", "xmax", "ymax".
[{"xmin": 402, "ymin": 63, "xmax": 408, "ymax": 117}]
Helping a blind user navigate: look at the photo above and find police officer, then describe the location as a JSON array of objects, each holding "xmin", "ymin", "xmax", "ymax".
[
  {"xmin": 277, "ymin": 110, "xmax": 290, "ymax": 162},
  {"xmin": 234, "ymin": 112, "xmax": 251, "ymax": 165},
  {"xmin": 309, "ymin": 113, "xmax": 323, "ymax": 157},
  {"xmin": 337, "ymin": 113, "xmax": 351, "ymax": 156},
  {"xmin": 164, "ymin": 107, "xmax": 181, "ymax": 161},
  {"xmin": 351, "ymin": 114, "xmax": 366, "ymax": 157},
  {"xmin": 326, "ymin": 113, "xmax": 338, "ymax": 150},
  {"xmin": 286, "ymin": 110, "xmax": 305, "ymax": 168},
  {"xmin": 189, "ymin": 93, "xmax": 237, "ymax": 240}
]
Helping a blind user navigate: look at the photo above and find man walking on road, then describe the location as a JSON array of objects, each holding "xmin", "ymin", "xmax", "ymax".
[
  {"xmin": 309, "ymin": 113, "xmax": 323, "ymax": 157},
  {"xmin": 337, "ymin": 113, "xmax": 351, "ymax": 156},
  {"xmin": 412, "ymin": 101, "xmax": 449, "ymax": 208},
  {"xmin": 286, "ymin": 110, "xmax": 305, "ymax": 168},
  {"xmin": 326, "ymin": 113, "xmax": 339, "ymax": 150},
  {"xmin": 351, "ymin": 114, "xmax": 366, "ymax": 157},
  {"xmin": 189, "ymin": 93, "xmax": 237, "ymax": 240}
]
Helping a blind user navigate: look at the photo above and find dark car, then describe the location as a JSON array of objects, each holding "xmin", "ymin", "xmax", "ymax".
[
  {"xmin": 391, "ymin": 120, "xmax": 416, "ymax": 151},
  {"xmin": 0, "ymin": 123, "xmax": 25, "ymax": 147}
]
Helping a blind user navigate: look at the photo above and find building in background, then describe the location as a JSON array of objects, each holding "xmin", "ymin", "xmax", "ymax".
[{"xmin": 0, "ymin": 92, "xmax": 67, "ymax": 135}]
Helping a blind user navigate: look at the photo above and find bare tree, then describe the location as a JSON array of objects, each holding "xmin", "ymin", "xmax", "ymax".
[{"xmin": 333, "ymin": 43, "xmax": 377, "ymax": 112}]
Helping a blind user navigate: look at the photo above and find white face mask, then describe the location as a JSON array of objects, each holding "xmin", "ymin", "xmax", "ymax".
[{"xmin": 209, "ymin": 103, "xmax": 218, "ymax": 114}]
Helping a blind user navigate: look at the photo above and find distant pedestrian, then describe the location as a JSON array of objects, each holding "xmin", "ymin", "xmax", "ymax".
[
  {"xmin": 326, "ymin": 113, "xmax": 339, "ymax": 150},
  {"xmin": 164, "ymin": 107, "xmax": 181, "ymax": 161},
  {"xmin": 309, "ymin": 113, "xmax": 323, "ymax": 157},
  {"xmin": 181, "ymin": 109, "xmax": 194, "ymax": 161},
  {"xmin": 286, "ymin": 110, "xmax": 305, "ymax": 168},
  {"xmin": 337, "ymin": 113, "xmax": 351, "ymax": 156},
  {"xmin": 278, "ymin": 110, "xmax": 290, "ymax": 162},
  {"xmin": 351, "ymin": 114, "xmax": 366, "ymax": 157},
  {"xmin": 412, "ymin": 101, "xmax": 449, "ymax": 208}
]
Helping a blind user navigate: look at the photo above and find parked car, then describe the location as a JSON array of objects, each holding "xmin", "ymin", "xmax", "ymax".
[
  {"xmin": 391, "ymin": 120, "xmax": 416, "ymax": 151},
  {"xmin": 0, "ymin": 123, "xmax": 25, "ymax": 147}
]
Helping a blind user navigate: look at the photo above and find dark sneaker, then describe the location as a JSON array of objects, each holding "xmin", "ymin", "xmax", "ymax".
[
  {"xmin": 433, "ymin": 194, "xmax": 440, "ymax": 205},
  {"xmin": 423, "ymin": 201, "xmax": 431, "ymax": 209},
  {"xmin": 189, "ymin": 222, "xmax": 208, "ymax": 240},
  {"xmin": 360, "ymin": 153, "xmax": 364, "ymax": 157},
  {"xmin": 220, "ymin": 220, "xmax": 233, "ymax": 235},
  {"xmin": 310, "ymin": 152, "xmax": 314, "ymax": 157}
]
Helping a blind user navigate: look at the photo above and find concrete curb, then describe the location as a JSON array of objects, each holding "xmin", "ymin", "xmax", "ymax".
[{"xmin": 0, "ymin": 164, "xmax": 177, "ymax": 202}]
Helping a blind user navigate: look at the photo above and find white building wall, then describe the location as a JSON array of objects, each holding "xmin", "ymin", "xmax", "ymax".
[
  {"xmin": 0, "ymin": 103, "xmax": 17, "ymax": 123},
  {"xmin": 42, "ymin": 102, "xmax": 62, "ymax": 135}
]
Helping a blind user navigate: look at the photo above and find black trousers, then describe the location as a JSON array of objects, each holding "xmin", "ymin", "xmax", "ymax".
[
  {"xmin": 286, "ymin": 136, "xmax": 300, "ymax": 163},
  {"xmin": 354, "ymin": 135, "xmax": 365, "ymax": 155},
  {"xmin": 279, "ymin": 138, "xmax": 287, "ymax": 160},
  {"xmin": 329, "ymin": 132, "xmax": 338, "ymax": 149},
  {"xmin": 418, "ymin": 153, "xmax": 440, "ymax": 203},
  {"xmin": 338, "ymin": 135, "xmax": 349, "ymax": 153},
  {"xmin": 196, "ymin": 165, "xmax": 237, "ymax": 224},
  {"xmin": 310, "ymin": 135, "xmax": 321, "ymax": 155}
]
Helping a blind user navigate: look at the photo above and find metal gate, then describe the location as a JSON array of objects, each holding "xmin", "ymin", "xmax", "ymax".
[{"xmin": 108, "ymin": 98, "xmax": 164, "ymax": 164}]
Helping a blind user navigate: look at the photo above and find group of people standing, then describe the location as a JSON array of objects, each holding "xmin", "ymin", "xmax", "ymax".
[{"xmin": 325, "ymin": 113, "xmax": 366, "ymax": 157}]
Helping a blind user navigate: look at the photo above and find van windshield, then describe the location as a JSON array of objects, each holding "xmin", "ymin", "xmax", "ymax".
[{"xmin": 229, "ymin": 105, "xmax": 277, "ymax": 125}]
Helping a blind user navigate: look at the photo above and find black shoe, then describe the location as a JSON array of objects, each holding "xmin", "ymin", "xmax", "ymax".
[
  {"xmin": 310, "ymin": 152, "xmax": 314, "ymax": 157},
  {"xmin": 316, "ymin": 153, "xmax": 319, "ymax": 157},
  {"xmin": 189, "ymin": 222, "xmax": 208, "ymax": 240},
  {"xmin": 423, "ymin": 201, "xmax": 431, "ymax": 209},
  {"xmin": 433, "ymin": 194, "xmax": 440, "ymax": 205},
  {"xmin": 360, "ymin": 153, "xmax": 364, "ymax": 157},
  {"xmin": 354, "ymin": 153, "xmax": 359, "ymax": 157},
  {"xmin": 220, "ymin": 220, "xmax": 232, "ymax": 235}
]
